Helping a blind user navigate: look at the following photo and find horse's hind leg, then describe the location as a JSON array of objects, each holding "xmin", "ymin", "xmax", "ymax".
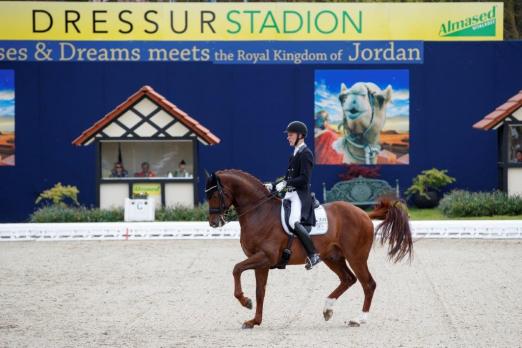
[
  {"xmin": 322, "ymin": 257, "xmax": 357, "ymax": 321},
  {"xmin": 346, "ymin": 261, "xmax": 376, "ymax": 326}
]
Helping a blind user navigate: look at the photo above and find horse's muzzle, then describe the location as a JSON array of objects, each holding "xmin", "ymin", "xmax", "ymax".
[{"xmin": 209, "ymin": 216, "xmax": 226, "ymax": 228}]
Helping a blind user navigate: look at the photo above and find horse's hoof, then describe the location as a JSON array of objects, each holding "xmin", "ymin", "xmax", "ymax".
[
  {"xmin": 245, "ymin": 298, "xmax": 253, "ymax": 310},
  {"xmin": 323, "ymin": 309, "xmax": 333, "ymax": 321},
  {"xmin": 242, "ymin": 322, "xmax": 254, "ymax": 329},
  {"xmin": 347, "ymin": 320, "xmax": 361, "ymax": 327}
]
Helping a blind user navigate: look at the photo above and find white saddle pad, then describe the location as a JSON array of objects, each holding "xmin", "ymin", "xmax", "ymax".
[{"xmin": 280, "ymin": 203, "xmax": 329, "ymax": 236}]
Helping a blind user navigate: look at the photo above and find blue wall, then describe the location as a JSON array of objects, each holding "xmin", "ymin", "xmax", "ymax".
[{"xmin": 0, "ymin": 41, "xmax": 520, "ymax": 222}]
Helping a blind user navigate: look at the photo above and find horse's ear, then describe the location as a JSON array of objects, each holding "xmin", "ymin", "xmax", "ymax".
[
  {"xmin": 340, "ymin": 83, "xmax": 348, "ymax": 93},
  {"xmin": 205, "ymin": 171, "xmax": 215, "ymax": 188}
]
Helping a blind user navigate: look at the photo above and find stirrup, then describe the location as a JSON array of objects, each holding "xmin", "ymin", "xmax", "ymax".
[{"xmin": 305, "ymin": 254, "xmax": 321, "ymax": 270}]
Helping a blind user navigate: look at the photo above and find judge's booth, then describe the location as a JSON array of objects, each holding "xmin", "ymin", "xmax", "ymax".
[{"xmin": 73, "ymin": 85, "xmax": 220, "ymax": 209}]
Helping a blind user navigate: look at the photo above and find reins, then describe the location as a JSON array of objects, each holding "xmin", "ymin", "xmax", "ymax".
[
  {"xmin": 234, "ymin": 191, "xmax": 277, "ymax": 218},
  {"xmin": 219, "ymin": 185, "xmax": 277, "ymax": 221},
  {"xmin": 206, "ymin": 176, "xmax": 277, "ymax": 223}
]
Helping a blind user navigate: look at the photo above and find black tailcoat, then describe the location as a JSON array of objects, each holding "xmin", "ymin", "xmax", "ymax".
[{"xmin": 285, "ymin": 145, "xmax": 316, "ymax": 226}]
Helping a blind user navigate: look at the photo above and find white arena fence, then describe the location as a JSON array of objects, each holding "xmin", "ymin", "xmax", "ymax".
[{"xmin": 0, "ymin": 220, "xmax": 521, "ymax": 241}]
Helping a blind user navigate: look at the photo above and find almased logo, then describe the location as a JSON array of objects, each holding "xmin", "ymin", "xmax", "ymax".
[{"xmin": 439, "ymin": 6, "xmax": 496, "ymax": 37}]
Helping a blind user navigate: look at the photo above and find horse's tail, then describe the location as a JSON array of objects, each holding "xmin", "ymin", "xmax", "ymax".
[{"xmin": 367, "ymin": 197, "xmax": 413, "ymax": 263}]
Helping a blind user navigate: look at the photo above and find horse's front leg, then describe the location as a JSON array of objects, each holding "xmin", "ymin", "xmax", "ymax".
[
  {"xmin": 232, "ymin": 252, "xmax": 270, "ymax": 311},
  {"xmin": 242, "ymin": 268, "xmax": 269, "ymax": 329}
]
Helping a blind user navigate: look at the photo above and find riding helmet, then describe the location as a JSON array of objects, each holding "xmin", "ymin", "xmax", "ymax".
[{"xmin": 284, "ymin": 121, "xmax": 308, "ymax": 137}]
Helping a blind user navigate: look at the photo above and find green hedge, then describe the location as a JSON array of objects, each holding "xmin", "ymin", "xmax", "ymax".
[
  {"xmin": 30, "ymin": 206, "xmax": 123, "ymax": 223},
  {"xmin": 439, "ymin": 190, "xmax": 522, "ymax": 217},
  {"xmin": 29, "ymin": 203, "xmax": 238, "ymax": 223}
]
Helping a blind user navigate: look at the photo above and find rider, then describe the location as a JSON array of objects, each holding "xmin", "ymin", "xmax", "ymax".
[{"xmin": 265, "ymin": 121, "xmax": 321, "ymax": 270}]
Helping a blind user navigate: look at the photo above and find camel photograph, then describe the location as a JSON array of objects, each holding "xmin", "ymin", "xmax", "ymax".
[{"xmin": 314, "ymin": 69, "xmax": 409, "ymax": 165}]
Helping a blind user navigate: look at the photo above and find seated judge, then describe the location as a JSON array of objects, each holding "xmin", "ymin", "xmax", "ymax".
[
  {"xmin": 174, "ymin": 160, "xmax": 191, "ymax": 177},
  {"xmin": 134, "ymin": 161, "xmax": 156, "ymax": 177},
  {"xmin": 110, "ymin": 162, "xmax": 128, "ymax": 178},
  {"xmin": 516, "ymin": 150, "xmax": 522, "ymax": 162}
]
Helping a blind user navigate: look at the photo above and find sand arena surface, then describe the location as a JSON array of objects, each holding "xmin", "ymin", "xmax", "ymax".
[{"xmin": 0, "ymin": 239, "xmax": 521, "ymax": 348}]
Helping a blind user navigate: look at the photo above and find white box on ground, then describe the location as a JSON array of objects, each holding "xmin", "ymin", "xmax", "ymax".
[{"xmin": 124, "ymin": 198, "xmax": 155, "ymax": 222}]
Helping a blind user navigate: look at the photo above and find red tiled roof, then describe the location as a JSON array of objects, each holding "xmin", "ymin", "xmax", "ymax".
[
  {"xmin": 72, "ymin": 86, "xmax": 220, "ymax": 145},
  {"xmin": 473, "ymin": 90, "xmax": 522, "ymax": 130}
]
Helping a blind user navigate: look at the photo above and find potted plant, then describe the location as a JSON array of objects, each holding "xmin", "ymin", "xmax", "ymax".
[
  {"xmin": 35, "ymin": 182, "xmax": 80, "ymax": 208},
  {"xmin": 405, "ymin": 169, "xmax": 456, "ymax": 208}
]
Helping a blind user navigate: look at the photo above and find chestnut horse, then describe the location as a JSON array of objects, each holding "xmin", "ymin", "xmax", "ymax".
[{"xmin": 205, "ymin": 169, "xmax": 412, "ymax": 329}]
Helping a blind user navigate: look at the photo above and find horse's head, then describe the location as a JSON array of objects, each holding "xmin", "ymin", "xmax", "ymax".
[
  {"xmin": 205, "ymin": 169, "xmax": 275, "ymax": 228},
  {"xmin": 205, "ymin": 172, "xmax": 234, "ymax": 228},
  {"xmin": 339, "ymin": 82, "xmax": 393, "ymax": 136}
]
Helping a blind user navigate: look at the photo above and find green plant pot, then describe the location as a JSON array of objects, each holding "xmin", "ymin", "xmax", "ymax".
[{"xmin": 413, "ymin": 191, "xmax": 439, "ymax": 209}]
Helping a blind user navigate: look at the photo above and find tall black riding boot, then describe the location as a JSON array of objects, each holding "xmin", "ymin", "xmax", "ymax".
[{"xmin": 293, "ymin": 222, "xmax": 322, "ymax": 270}]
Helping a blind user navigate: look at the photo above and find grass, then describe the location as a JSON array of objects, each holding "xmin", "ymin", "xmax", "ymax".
[{"xmin": 408, "ymin": 208, "xmax": 522, "ymax": 220}]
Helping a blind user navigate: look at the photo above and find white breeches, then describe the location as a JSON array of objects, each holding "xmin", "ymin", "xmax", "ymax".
[{"xmin": 284, "ymin": 191, "xmax": 302, "ymax": 228}]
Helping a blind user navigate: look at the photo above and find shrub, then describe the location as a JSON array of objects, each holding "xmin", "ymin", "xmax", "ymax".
[
  {"xmin": 30, "ymin": 206, "xmax": 123, "ymax": 223},
  {"xmin": 405, "ymin": 168, "xmax": 456, "ymax": 199},
  {"xmin": 29, "ymin": 202, "xmax": 238, "ymax": 223},
  {"xmin": 156, "ymin": 204, "xmax": 209, "ymax": 221},
  {"xmin": 35, "ymin": 183, "xmax": 79, "ymax": 207},
  {"xmin": 155, "ymin": 202, "xmax": 238, "ymax": 222},
  {"xmin": 439, "ymin": 190, "xmax": 522, "ymax": 217}
]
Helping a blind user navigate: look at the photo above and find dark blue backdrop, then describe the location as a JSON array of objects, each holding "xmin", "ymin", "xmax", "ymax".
[{"xmin": 0, "ymin": 41, "xmax": 520, "ymax": 222}]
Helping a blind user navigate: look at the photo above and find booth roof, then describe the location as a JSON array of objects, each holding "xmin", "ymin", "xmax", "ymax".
[
  {"xmin": 473, "ymin": 90, "xmax": 522, "ymax": 130},
  {"xmin": 72, "ymin": 85, "xmax": 220, "ymax": 145}
]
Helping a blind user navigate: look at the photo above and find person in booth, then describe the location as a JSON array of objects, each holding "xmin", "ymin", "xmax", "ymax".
[
  {"xmin": 134, "ymin": 162, "xmax": 156, "ymax": 177},
  {"xmin": 174, "ymin": 160, "xmax": 190, "ymax": 177},
  {"xmin": 516, "ymin": 150, "xmax": 522, "ymax": 162},
  {"xmin": 110, "ymin": 162, "xmax": 128, "ymax": 178}
]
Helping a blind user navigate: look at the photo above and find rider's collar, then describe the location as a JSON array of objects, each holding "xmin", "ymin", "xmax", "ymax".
[{"xmin": 293, "ymin": 142, "xmax": 306, "ymax": 155}]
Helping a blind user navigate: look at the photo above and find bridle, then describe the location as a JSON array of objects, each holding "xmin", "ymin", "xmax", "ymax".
[
  {"xmin": 205, "ymin": 174, "xmax": 229, "ymax": 223},
  {"xmin": 205, "ymin": 173, "xmax": 276, "ymax": 225}
]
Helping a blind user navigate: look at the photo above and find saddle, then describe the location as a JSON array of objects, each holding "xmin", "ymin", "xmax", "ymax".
[
  {"xmin": 272, "ymin": 193, "xmax": 329, "ymax": 270},
  {"xmin": 281, "ymin": 193, "xmax": 328, "ymax": 236},
  {"xmin": 283, "ymin": 199, "xmax": 310, "ymax": 232}
]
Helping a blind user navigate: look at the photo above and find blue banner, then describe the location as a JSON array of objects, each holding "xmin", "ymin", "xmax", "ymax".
[{"xmin": 0, "ymin": 41, "xmax": 423, "ymax": 64}]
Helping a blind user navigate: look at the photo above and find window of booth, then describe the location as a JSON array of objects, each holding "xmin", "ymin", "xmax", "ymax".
[
  {"xmin": 508, "ymin": 125, "xmax": 522, "ymax": 163},
  {"xmin": 100, "ymin": 140, "xmax": 194, "ymax": 179}
]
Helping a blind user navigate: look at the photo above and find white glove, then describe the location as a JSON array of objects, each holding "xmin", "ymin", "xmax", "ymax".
[
  {"xmin": 275, "ymin": 181, "xmax": 287, "ymax": 192},
  {"xmin": 264, "ymin": 183, "xmax": 273, "ymax": 192}
]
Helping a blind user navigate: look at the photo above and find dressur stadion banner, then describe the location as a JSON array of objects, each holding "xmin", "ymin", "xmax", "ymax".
[{"xmin": 0, "ymin": 2, "xmax": 503, "ymax": 64}]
